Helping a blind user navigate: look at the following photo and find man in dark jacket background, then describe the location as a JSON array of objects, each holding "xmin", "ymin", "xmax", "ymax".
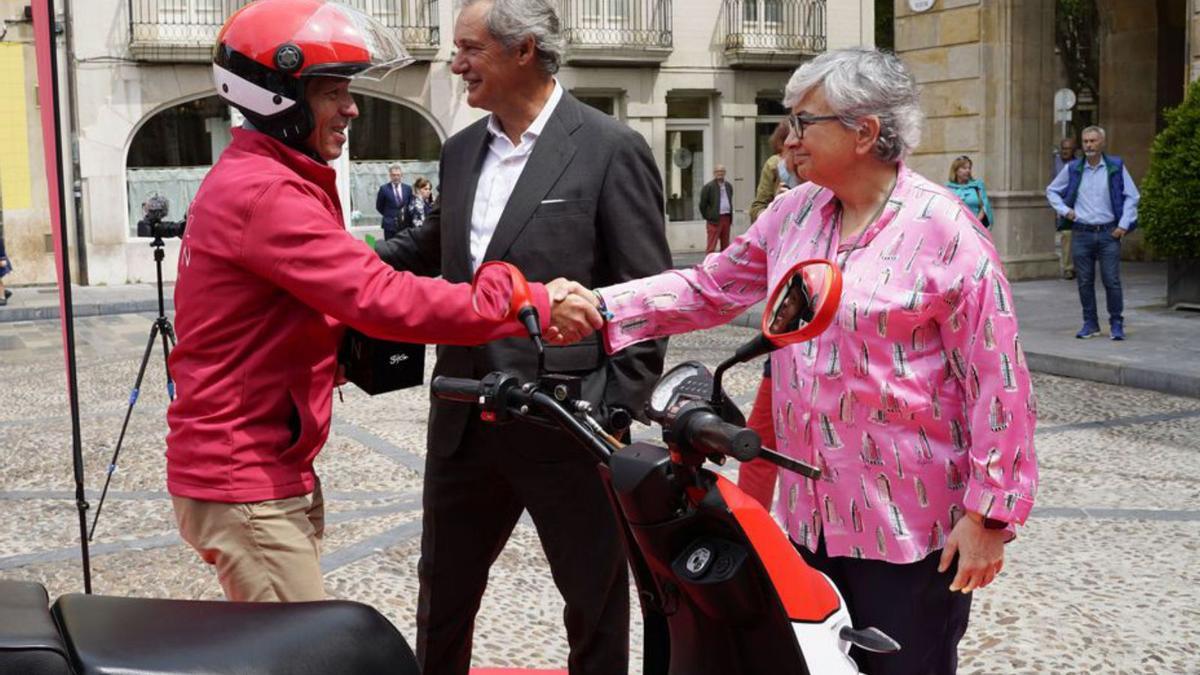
[
  {"xmin": 699, "ymin": 164, "xmax": 733, "ymax": 253},
  {"xmin": 375, "ymin": 162, "xmax": 412, "ymax": 239}
]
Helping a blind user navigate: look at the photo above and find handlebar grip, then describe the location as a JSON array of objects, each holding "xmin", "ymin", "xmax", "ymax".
[
  {"xmin": 685, "ymin": 412, "xmax": 761, "ymax": 461},
  {"xmin": 430, "ymin": 376, "xmax": 484, "ymax": 403}
]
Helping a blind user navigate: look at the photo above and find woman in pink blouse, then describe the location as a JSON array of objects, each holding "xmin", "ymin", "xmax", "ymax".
[{"xmin": 555, "ymin": 48, "xmax": 1038, "ymax": 674}]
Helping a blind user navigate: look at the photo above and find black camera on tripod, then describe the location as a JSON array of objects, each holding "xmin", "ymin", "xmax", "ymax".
[{"xmin": 136, "ymin": 195, "xmax": 187, "ymax": 240}]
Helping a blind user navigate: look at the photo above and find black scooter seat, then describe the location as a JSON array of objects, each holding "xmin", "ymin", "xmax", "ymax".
[{"xmin": 52, "ymin": 592, "xmax": 419, "ymax": 675}]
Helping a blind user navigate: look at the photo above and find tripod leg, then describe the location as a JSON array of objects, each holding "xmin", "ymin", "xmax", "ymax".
[
  {"xmin": 89, "ymin": 321, "xmax": 160, "ymax": 541},
  {"xmin": 159, "ymin": 318, "xmax": 175, "ymax": 401}
]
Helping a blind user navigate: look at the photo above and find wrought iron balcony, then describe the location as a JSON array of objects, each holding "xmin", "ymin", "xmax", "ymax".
[
  {"xmin": 128, "ymin": 0, "xmax": 440, "ymax": 63},
  {"xmin": 560, "ymin": 0, "xmax": 672, "ymax": 66},
  {"xmin": 722, "ymin": 0, "xmax": 826, "ymax": 69}
]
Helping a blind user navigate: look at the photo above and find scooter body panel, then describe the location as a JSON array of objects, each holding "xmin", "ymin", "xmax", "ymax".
[{"xmin": 609, "ymin": 442, "xmax": 859, "ymax": 675}]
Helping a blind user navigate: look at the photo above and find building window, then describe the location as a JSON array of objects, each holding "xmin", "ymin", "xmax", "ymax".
[
  {"xmin": 667, "ymin": 95, "xmax": 711, "ymax": 119},
  {"xmin": 742, "ymin": 0, "xmax": 783, "ymax": 29},
  {"xmin": 575, "ymin": 94, "xmax": 618, "ymax": 117},
  {"xmin": 755, "ymin": 95, "xmax": 786, "ymax": 177}
]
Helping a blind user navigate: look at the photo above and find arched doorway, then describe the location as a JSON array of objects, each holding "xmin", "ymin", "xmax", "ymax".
[
  {"xmin": 126, "ymin": 95, "xmax": 229, "ymax": 237},
  {"xmin": 346, "ymin": 94, "xmax": 443, "ymax": 231}
]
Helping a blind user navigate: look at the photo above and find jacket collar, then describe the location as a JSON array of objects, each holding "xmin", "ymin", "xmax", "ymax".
[{"xmin": 229, "ymin": 128, "xmax": 341, "ymax": 209}]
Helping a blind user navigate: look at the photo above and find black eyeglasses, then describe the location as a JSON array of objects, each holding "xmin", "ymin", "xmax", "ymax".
[{"xmin": 786, "ymin": 113, "xmax": 841, "ymax": 139}]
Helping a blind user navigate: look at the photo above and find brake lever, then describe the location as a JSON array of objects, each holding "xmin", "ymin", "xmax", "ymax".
[{"xmin": 758, "ymin": 447, "xmax": 821, "ymax": 480}]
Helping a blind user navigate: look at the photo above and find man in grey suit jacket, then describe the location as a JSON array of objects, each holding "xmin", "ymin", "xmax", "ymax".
[{"xmin": 375, "ymin": 1, "xmax": 670, "ymax": 673}]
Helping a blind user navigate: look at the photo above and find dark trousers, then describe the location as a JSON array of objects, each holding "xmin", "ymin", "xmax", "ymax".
[
  {"xmin": 796, "ymin": 537, "xmax": 972, "ymax": 675},
  {"xmin": 705, "ymin": 214, "xmax": 732, "ymax": 253},
  {"xmin": 416, "ymin": 417, "xmax": 630, "ymax": 675},
  {"xmin": 1072, "ymin": 223, "xmax": 1124, "ymax": 325}
]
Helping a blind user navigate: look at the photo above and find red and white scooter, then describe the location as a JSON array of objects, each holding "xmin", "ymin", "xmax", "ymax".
[{"xmin": 432, "ymin": 259, "xmax": 900, "ymax": 674}]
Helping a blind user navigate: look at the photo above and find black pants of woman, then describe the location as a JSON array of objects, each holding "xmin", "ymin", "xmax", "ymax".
[{"xmin": 796, "ymin": 536, "xmax": 973, "ymax": 675}]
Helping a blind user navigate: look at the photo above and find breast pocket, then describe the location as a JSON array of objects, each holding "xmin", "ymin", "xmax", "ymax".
[{"xmin": 532, "ymin": 198, "xmax": 594, "ymax": 220}]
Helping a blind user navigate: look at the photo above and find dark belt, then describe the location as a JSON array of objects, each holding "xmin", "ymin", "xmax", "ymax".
[{"xmin": 1071, "ymin": 221, "xmax": 1116, "ymax": 233}]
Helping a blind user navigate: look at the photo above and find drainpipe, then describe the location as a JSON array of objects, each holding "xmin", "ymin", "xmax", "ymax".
[{"xmin": 60, "ymin": 0, "xmax": 87, "ymax": 283}]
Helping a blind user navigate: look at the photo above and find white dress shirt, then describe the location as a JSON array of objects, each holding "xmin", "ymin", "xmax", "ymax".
[{"xmin": 469, "ymin": 80, "xmax": 564, "ymax": 271}]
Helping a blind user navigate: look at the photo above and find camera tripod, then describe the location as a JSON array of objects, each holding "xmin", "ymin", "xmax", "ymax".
[{"xmin": 89, "ymin": 236, "xmax": 176, "ymax": 540}]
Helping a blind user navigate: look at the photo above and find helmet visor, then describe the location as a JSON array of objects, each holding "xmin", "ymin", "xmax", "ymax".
[{"xmin": 296, "ymin": 2, "xmax": 414, "ymax": 80}]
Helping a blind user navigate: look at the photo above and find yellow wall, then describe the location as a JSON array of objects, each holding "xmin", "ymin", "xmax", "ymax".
[{"xmin": 0, "ymin": 42, "xmax": 32, "ymax": 211}]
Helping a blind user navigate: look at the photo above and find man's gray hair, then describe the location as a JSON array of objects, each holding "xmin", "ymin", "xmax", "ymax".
[
  {"xmin": 783, "ymin": 48, "xmax": 922, "ymax": 163},
  {"xmin": 459, "ymin": 0, "xmax": 565, "ymax": 75},
  {"xmin": 388, "ymin": 162, "xmax": 403, "ymax": 172},
  {"xmin": 1081, "ymin": 125, "xmax": 1107, "ymax": 141}
]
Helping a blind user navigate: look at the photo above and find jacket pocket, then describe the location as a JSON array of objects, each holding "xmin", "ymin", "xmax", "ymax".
[{"xmin": 532, "ymin": 198, "xmax": 594, "ymax": 219}]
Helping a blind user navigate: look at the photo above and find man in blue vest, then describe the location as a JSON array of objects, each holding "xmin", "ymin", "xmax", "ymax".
[{"xmin": 1046, "ymin": 125, "xmax": 1140, "ymax": 340}]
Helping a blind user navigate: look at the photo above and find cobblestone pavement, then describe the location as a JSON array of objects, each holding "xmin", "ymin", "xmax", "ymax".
[{"xmin": 2, "ymin": 313, "xmax": 1199, "ymax": 674}]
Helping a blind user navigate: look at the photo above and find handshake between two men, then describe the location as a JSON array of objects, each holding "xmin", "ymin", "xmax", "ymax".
[{"xmin": 544, "ymin": 279, "xmax": 607, "ymax": 346}]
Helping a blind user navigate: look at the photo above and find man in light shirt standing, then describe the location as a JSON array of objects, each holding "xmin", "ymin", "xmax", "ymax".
[
  {"xmin": 375, "ymin": 1, "xmax": 670, "ymax": 672},
  {"xmin": 1047, "ymin": 125, "xmax": 1140, "ymax": 341}
]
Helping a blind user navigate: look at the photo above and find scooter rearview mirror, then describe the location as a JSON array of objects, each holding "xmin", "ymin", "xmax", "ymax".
[
  {"xmin": 708, "ymin": 259, "xmax": 843, "ymax": 416},
  {"xmin": 761, "ymin": 258, "xmax": 842, "ymax": 347}
]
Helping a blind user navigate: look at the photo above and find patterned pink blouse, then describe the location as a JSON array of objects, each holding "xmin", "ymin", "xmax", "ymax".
[{"xmin": 599, "ymin": 164, "xmax": 1038, "ymax": 564}]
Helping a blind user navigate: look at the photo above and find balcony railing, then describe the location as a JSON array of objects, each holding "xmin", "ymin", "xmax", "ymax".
[
  {"xmin": 722, "ymin": 0, "xmax": 826, "ymax": 69},
  {"xmin": 129, "ymin": 0, "xmax": 440, "ymax": 63},
  {"xmin": 560, "ymin": 0, "xmax": 672, "ymax": 65}
]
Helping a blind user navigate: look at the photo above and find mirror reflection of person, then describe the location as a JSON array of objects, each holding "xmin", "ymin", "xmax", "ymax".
[
  {"xmin": 557, "ymin": 48, "xmax": 1039, "ymax": 675},
  {"xmin": 167, "ymin": 0, "xmax": 590, "ymax": 605},
  {"xmin": 769, "ymin": 272, "xmax": 817, "ymax": 334}
]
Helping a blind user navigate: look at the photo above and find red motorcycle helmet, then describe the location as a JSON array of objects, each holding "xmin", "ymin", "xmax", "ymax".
[{"xmin": 212, "ymin": 0, "xmax": 412, "ymax": 145}]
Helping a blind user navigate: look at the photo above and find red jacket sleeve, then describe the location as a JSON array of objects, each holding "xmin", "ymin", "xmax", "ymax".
[{"xmin": 238, "ymin": 178, "xmax": 549, "ymax": 344}]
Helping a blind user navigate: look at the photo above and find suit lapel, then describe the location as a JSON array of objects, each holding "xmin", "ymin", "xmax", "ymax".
[
  {"xmin": 482, "ymin": 95, "xmax": 582, "ymax": 264},
  {"xmin": 445, "ymin": 121, "xmax": 491, "ymax": 282}
]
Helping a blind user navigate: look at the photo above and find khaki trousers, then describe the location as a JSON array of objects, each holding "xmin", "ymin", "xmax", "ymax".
[
  {"xmin": 172, "ymin": 481, "xmax": 326, "ymax": 602},
  {"xmin": 1059, "ymin": 230, "xmax": 1074, "ymax": 274}
]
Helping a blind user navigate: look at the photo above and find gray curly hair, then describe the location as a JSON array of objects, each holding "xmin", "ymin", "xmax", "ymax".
[
  {"xmin": 459, "ymin": 0, "xmax": 565, "ymax": 75},
  {"xmin": 783, "ymin": 48, "xmax": 922, "ymax": 163}
]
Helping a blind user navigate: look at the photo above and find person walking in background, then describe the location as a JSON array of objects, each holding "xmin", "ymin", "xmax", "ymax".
[
  {"xmin": 375, "ymin": 0, "xmax": 670, "ymax": 671},
  {"xmin": 0, "ymin": 232, "xmax": 11, "ymax": 307},
  {"xmin": 699, "ymin": 164, "xmax": 733, "ymax": 253},
  {"xmin": 750, "ymin": 121, "xmax": 801, "ymax": 223},
  {"xmin": 408, "ymin": 177, "xmax": 434, "ymax": 228},
  {"xmin": 1047, "ymin": 125, "xmax": 1140, "ymax": 341},
  {"xmin": 375, "ymin": 162, "xmax": 412, "ymax": 239},
  {"xmin": 946, "ymin": 155, "xmax": 994, "ymax": 229},
  {"xmin": 1053, "ymin": 137, "xmax": 1080, "ymax": 279}
]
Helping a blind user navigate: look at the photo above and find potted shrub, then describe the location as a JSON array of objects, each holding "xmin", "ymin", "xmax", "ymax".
[{"xmin": 1140, "ymin": 80, "xmax": 1200, "ymax": 308}]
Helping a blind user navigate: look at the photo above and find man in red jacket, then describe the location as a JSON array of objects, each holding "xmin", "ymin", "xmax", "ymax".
[{"xmin": 168, "ymin": 0, "xmax": 599, "ymax": 602}]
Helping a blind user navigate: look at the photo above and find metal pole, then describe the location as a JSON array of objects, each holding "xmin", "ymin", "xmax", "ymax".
[{"xmin": 32, "ymin": 0, "xmax": 92, "ymax": 593}]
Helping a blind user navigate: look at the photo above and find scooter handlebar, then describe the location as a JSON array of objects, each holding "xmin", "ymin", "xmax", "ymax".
[
  {"xmin": 430, "ymin": 376, "xmax": 485, "ymax": 404},
  {"xmin": 683, "ymin": 410, "xmax": 761, "ymax": 462}
]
